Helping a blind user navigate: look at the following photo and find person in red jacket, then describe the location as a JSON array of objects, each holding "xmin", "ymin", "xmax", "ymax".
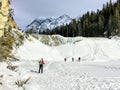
[{"xmin": 38, "ymin": 58, "xmax": 45, "ymax": 73}]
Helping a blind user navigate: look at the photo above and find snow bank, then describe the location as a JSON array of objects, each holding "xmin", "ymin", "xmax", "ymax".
[
  {"xmin": 14, "ymin": 36, "xmax": 50, "ymax": 60},
  {"xmin": 14, "ymin": 36, "xmax": 120, "ymax": 61}
]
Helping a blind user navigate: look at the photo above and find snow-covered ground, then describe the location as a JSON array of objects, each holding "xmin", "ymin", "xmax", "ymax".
[
  {"xmin": 1, "ymin": 36, "xmax": 120, "ymax": 90},
  {"xmin": 1, "ymin": 60, "xmax": 120, "ymax": 90}
]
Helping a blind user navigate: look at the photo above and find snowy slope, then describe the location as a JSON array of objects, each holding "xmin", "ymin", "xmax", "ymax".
[
  {"xmin": 1, "ymin": 35, "xmax": 120, "ymax": 90},
  {"xmin": 14, "ymin": 36, "xmax": 120, "ymax": 61},
  {"xmin": 23, "ymin": 15, "xmax": 72, "ymax": 33},
  {"xmin": 14, "ymin": 36, "xmax": 50, "ymax": 60}
]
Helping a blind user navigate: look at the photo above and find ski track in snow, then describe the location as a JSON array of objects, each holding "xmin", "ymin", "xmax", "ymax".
[{"xmin": 2, "ymin": 60, "xmax": 119, "ymax": 90}]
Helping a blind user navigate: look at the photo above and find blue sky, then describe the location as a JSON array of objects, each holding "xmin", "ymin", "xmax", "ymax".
[{"xmin": 11, "ymin": 0, "xmax": 117, "ymax": 29}]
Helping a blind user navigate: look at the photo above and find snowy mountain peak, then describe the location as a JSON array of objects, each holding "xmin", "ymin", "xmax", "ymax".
[
  {"xmin": 58, "ymin": 14, "xmax": 71, "ymax": 20},
  {"xmin": 24, "ymin": 15, "xmax": 72, "ymax": 33}
]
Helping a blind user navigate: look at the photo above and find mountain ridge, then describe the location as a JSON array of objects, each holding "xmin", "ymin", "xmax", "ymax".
[{"xmin": 23, "ymin": 14, "xmax": 72, "ymax": 34}]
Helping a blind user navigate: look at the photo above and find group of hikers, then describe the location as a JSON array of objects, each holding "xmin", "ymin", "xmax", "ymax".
[
  {"xmin": 38, "ymin": 57, "xmax": 81, "ymax": 73},
  {"xmin": 64, "ymin": 57, "xmax": 81, "ymax": 62}
]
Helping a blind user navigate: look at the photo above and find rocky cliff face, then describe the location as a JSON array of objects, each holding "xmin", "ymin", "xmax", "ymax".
[
  {"xmin": 0, "ymin": 0, "xmax": 9, "ymax": 37},
  {"xmin": 0, "ymin": 0, "xmax": 18, "ymax": 37}
]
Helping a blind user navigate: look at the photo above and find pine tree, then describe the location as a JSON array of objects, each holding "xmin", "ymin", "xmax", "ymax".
[{"xmin": 114, "ymin": 7, "xmax": 120, "ymax": 36}]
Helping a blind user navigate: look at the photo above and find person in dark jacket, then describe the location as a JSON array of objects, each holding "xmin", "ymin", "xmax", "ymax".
[
  {"xmin": 72, "ymin": 57, "xmax": 74, "ymax": 62},
  {"xmin": 38, "ymin": 58, "xmax": 45, "ymax": 73},
  {"xmin": 78, "ymin": 57, "xmax": 81, "ymax": 62},
  {"xmin": 64, "ymin": 58, "xmax": 67, "ymax": 62}
]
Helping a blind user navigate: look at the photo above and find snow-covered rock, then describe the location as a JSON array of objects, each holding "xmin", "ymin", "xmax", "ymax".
[{"xmin": 14, "ymin": 35, "xmax": 120, "ymax": 61}]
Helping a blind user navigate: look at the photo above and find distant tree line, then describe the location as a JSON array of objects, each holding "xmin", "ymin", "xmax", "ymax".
[
  {"xmin": 45, "ymin": 0, "xmax": 120, "ymax": 37},
  {"xmin": 26, "ymin": 0, "xmax": 120, "ymax": 37}
]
